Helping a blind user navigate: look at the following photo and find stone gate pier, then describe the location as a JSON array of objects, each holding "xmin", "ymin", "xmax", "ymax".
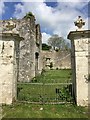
[
  {"xmin": 68, "ymin": 16, "xmax": 90, "ymax": 106},
  {"xmin": 0, "ymin": 21, "xmax": 23, "ymax": 104}
]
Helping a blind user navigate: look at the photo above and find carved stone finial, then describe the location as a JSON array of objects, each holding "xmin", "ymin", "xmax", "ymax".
[
  {"xmin": 2, "ymin": 19, "xmax": 18, "ymax": 33},
  {"xmin": 6, "ymin": 20, "xmax": 16, "ymax": 32},
  {"xmin": 74, "ymin": 16, "xmax": 85, "ymax": 31}
]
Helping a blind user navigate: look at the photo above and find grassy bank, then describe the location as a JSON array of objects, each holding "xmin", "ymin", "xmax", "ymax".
[
  {"xmin": 2, "ymin": 102, "xmax": 88, "ymax": 118},
  {"xmin": 32, "ymin": 69, "xmax": 71, "ymax": 83},
  {"xmin": 17, "ymin": 69, "xmax": 72, "ymax": 102}
]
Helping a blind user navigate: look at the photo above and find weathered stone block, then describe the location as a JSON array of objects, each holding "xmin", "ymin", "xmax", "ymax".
[
  {"xmin": 68, "ymin": 30, "xmax": 90, "ymax": 106},
  {"xmin": 0, "ymin": 33, "xmax": 23, "ymax": 104}
]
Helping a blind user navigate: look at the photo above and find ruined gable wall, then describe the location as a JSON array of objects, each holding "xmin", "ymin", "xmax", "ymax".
[
  {"xmin": 17, "ymin": 17, "xmax": 36, "ymax": 82},
  {"xmin": 42, "ymin": 50, "xmax": 71, "ymax": 69},
  {"xmin": 1, "ymin": 16, "xmax": 42, "ymax": 82},
  {"xmin": 18, "ymin": 18, "xmax": 42, "ymax": 82}
]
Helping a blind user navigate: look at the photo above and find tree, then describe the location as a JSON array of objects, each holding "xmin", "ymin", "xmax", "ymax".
[
  {"xmin": 42, "ymin": 43, "xmax": 51, "ymax": 51},
  {"xmin": 48, "ymin": 34, "xmax": 70, "ymax": 51}
]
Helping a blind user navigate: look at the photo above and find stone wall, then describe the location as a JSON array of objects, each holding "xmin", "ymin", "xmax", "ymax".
[
  {"xmin": 19, "ymin": 19, "xmax": 42, "ymax": 82},
  {"xmin": 0, "ymin": 14, "xmax": 42, "ymax": 105},
  {"xmin": 1, "ymin": 16, "xmax": 42, "ymax": 82},
  {"xmin": 17, "ymin": 18, "xmax": 37, "ymax": 82},
  {"xmin": 42, "ymin": 50, "xmax": 71, "ymax": 70}
]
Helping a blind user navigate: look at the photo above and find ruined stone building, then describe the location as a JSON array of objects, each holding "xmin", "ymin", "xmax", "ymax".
[
  {"xmin": 0, "ymin": 15, "xmax": 42, "ymax": 104},
  {"xmin": 0, "ymin": 13, "xmax": 71, "ymax": 104},
  {"xmin": 42, "ymin": 50, "xmax": 71, "ymax": 70},
  {"xmin": 0, "ymin": 15, "xmax": 42, "ymax": 82},
  {"xmin": 0, "ymin": 14, "xmax": 89, "ymax": 107},
  {"xmin": 16, "ymin": 18, "xmax": 42, "ymax": 82}
]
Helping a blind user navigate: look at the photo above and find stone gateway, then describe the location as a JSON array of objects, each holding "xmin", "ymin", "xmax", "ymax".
[{"xmin": 0, "ymin": 15, "xmax": 89, "ymax": 107}]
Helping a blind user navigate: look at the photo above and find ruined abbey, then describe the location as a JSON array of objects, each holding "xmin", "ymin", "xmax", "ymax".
[
  {"xmin": 0, "ymin": 14, "xmax": 71, "ymax": 104},
  {"xmin": 0, "ymin": 14, "xmax": 43, "ymax": 104},
  {"xmin": 1, "ymin": 15, "xmax": 42, "ymax": 82},
  {"xmin": 0, "ymin": 14, "xmax": 89, "ymax": 107}
]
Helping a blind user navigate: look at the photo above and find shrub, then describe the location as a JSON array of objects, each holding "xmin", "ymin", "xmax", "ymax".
[{"xmin": 49, "ymin": 62, "xmax": 53, "ymax": 69}]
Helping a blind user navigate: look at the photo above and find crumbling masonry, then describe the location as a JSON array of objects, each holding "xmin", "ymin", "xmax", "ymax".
[{"xmin": 0, "ymin": 15, "xmax": 42, "ymax": 104}]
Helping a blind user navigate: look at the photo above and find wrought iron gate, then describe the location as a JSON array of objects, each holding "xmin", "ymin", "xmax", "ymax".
[{"xmin": 17, "ymin": 82, "xmax": 73, "ymax": 104}]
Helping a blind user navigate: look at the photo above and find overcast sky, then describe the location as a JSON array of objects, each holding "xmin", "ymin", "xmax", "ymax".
[{"xmin": 0, "ymin": 0, "xmax": 90, "ymax": 43}]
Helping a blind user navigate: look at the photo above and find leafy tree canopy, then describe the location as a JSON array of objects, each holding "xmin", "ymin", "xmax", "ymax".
[
  {"xmin": 48, "ymin": 34, "xmax": 70, "ymax": 51},
  {"xmin": 42, "ymin": 43, "xmax": 51, "ymax": 51}
]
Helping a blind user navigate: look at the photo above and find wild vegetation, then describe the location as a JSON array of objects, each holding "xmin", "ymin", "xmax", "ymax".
[
  {"xmin": 42, "ymin": 43, "xmax": 51, "ymax": 51},
  {"xmin": 48, "ymin": 34, "xmax": 70, "ymax": 51}
]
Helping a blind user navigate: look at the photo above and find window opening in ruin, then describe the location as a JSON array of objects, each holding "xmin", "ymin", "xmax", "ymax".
[
  {"xmin": 1, "ymin": 42, "xmax": 4, "ymax": 53},
  {"xmin": 35, "ymin": 52, "xmax": 39, "ymax": 76}
]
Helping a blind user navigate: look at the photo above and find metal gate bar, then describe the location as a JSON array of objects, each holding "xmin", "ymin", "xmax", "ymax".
[{"xmin": 17, "ymin": 82, "xmax": 73, "ymax": 104}]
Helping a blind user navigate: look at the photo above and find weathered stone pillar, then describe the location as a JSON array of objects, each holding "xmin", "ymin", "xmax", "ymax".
[
  {"xmin": 0, "ymin": 33, "xmax": 23, "ymax": 104},
  {"xmin": 68, "ymin": 30, "xmax": 90, "ymax": 106}
]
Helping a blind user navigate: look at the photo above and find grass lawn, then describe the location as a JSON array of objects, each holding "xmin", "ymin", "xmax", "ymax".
[
  {"xmin": 17, "ymin": 69, "xmax": 72, "ymax": 102},
  {"xmin": 17, "ymin": 83, "xmax": 73, "ymax": 102},
  {"xmin": 2, "ymin": 69, "xmax": 88, "ymax": 118},
  {"xmin": 32, "ymin": 69, "xmax": 71, "ymax": 83},
  {"xmin": 2, "ymin": 102, "xmax": 88, "ymax": 118}
]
